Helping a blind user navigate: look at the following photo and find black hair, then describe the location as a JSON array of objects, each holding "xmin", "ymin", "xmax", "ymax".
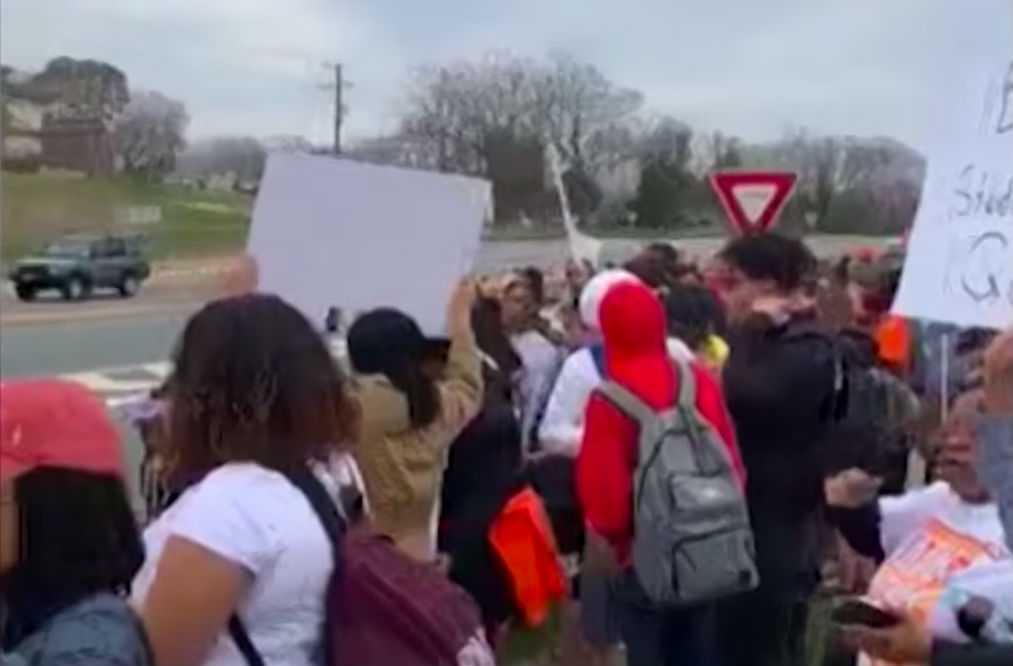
[
  {"xmin": 471, "ymin": 297, "xmax": 521, "ymax": 409},
  {"xmin": 623, "ymin": 253, "xmax": 668, "ymax": 289},
  {"xmin": 664, "ymin": 285, "xmax": 725, "ymax": 350},
  {"xmin": 719, "ymin": 233, "xmax": 817, "ymax": 292},
  {"xmin": 520, "ymin": 266, "xmax": 545, "ymax": 305},
  {"xmin": 348, "ymin": 308, "xmax": 439, "ymax": 428},
  {"xmin": 170, "ymin": 294, "xmax": 356, "ymax": 483},
  {"xmin": 848, "ymin": 256, "xmax": 903, "ymax": 315},
  {"xmin": 956, "ymin": 328, "xmax": 997, "ymax": 356},
  {"xmin": 644, "ymin": 242, "xmax": 680, "ymax": 267},
  {"xmin": 1, "ymin": 468, "xmax": 143, "ymax": 647},
  {"xmin": 472, "ymin": 297, "xmax": 521, "ymax": 378}
]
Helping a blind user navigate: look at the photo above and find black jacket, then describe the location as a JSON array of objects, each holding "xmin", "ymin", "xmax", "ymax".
[
  {"xmin": 723, "ymin": 313, "xmax": 841, "ymax": 598},
  {"xmin": 933, "ymin": 641, "xmax": 1013, "ymax": 666},
  {"xmin": 829, "ymin": 328, "xmax": 917, "ymax": 494}
]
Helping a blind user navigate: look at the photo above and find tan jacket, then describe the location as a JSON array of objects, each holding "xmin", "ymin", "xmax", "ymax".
[{"xmin": 351, "ymin": 332, "xmax": 483, "ymax": 561}]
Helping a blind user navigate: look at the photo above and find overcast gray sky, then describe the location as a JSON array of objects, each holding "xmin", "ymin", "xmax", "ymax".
[{"xmin": 2, "ymin": 0, "xmax": 1009, "ymax": 153}]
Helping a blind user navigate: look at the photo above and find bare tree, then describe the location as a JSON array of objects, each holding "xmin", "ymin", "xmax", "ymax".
[
  {"xmin": 638, "ymin": 116, "xmax": 693, "ymax": 170},
  {"xmin": 538, "ymin": 53, "xmax": 642, "ymax": 171},
  {"xmin": 399, "ymin": 53, "xmax": 545, "ymax": 175},
  {"xmin": 582, "ymin": 121, "xmax": 640, "ymax": 174},
  {"xmin": 399, "ymin": 51, "xmax": 643, "ymax": 176},
  {"xmin": 18, "ymin": 57, "xmax": 130, "ymax": 124},
  {"xmin": 692, "ymin": 131, "xmax": 743, "ymax": 173},
  {"xmin": 176, "ymin": 135, "xmax": 265, "ymax": 181},
  {"xmin": 113, "ymin": 90, "xmax": 188, "ymax": 176},
  {"xmin": 772, "ymin": 129, "xmax": 925, "ymax": 231},
  {"xmin": 262, "ymin": 134, "xmax": 316, "ymax": 153}
]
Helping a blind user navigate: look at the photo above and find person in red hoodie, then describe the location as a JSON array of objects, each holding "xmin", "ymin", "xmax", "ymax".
[{"xmin": 576, "ymin": 279, "xmax": 744, "ymax": 666}]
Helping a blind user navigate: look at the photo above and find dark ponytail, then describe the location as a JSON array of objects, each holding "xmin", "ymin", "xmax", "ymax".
[
  {"xmin": 348, "ymin": 308, "xmax": 441, "ymax": 429},
  {"xmin": 384, "ymin": 359, "xmax": 439, "ymax": 428}
]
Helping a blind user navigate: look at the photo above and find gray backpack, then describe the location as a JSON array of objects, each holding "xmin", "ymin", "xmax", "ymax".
[{"xmin": 597, "ymin": 357, "xmax": 758, "ymax": 606}]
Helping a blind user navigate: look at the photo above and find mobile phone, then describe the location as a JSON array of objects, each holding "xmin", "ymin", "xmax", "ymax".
[{"xmin": 831, "ymin": 599, "xmax": 901, "ymax": 628}]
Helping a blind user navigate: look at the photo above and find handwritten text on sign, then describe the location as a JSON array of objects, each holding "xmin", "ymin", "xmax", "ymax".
[{"xmin": 894, "ymin": 58, "xmax": 1013, "ymax": 329}]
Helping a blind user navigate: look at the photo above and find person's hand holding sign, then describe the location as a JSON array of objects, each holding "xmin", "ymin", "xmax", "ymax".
[{"xmin": 447, "ymin": 277, "xmax": 477, "ymax": 341}]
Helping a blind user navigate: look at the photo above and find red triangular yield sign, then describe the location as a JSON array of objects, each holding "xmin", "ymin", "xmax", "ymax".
[{"xmin": 709, "ymin": 170, "xmax": 798, "ymax": 235}]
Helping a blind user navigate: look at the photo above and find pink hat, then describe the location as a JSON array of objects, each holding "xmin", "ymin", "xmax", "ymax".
[
  {"xmin": 0, "ymin": 379, "xmax": 124, "ymax": 483},
  {"xmin": 578, "ymin": 269, "xmax": 641, "ymax": 332}
]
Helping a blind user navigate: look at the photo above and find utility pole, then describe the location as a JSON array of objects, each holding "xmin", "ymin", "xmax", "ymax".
[
  {"xmin": 333, "ymin": 64, "xmax": 343, "ymax": 154},
  {"xmin": 317, "ymin": 62, "xmax": 348, "ymax": 154}
]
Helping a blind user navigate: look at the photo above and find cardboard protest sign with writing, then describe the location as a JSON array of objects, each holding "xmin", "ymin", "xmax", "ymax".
[
  {"xmin": 893, "ymin": 53, "xmax": 1013, "ymax": 329},
  {"xmin": 248, "ymin": 153, "xmax": 491, "ymax": 335}
]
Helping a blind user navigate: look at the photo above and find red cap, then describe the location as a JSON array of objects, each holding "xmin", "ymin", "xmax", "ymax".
[{"xmin": 0, "ymin": 379, "xmax": 124, "ymax": 483}]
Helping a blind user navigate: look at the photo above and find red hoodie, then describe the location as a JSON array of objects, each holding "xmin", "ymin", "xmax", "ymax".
[{"xmin": 576, "ymin": 281, "xmax": 744, "ymax": 562}]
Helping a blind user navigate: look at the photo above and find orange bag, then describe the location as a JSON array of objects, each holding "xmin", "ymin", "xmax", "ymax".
[
  {"xmin": 875, "ymin": 315, "xmax": 911, "ymax": 372},
  {"xmin": 488, "ymin": 486, "xmax": 567, "ymax": 627}
]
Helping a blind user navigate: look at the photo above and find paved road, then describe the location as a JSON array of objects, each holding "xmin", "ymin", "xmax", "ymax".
[
  {"xmin": 1, "ymin": 276, "xmax": 211, "ymax": 377},
  {"xmin": 0, "ymin": 235, "xmax": 894, "ymax": 379}
]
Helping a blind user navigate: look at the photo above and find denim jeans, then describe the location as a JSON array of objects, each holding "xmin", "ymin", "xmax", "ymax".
[{"xmin": 614, "ymin": 570, "xmax": 719, "ymax": 666}]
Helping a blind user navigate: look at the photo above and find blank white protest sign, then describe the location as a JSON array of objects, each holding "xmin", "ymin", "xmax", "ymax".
[{"xmin": 248, "ymin": 153, "xmax": 491, "ymax": 335}]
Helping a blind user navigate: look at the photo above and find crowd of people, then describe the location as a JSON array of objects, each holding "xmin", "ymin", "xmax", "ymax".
[{"xmin": 0, "ymin": 232, "xmax": 1010, "ymax": 666}]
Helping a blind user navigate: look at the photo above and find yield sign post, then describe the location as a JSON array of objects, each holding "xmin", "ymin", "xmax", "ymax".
[{"xmin": 709, "ymin": 170, "xmax": 798, "ymax": 235}]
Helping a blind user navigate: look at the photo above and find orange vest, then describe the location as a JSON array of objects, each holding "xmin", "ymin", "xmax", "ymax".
[{"xmin": 488, "ymin": 486, "xmax": 567, "ymax": 627}]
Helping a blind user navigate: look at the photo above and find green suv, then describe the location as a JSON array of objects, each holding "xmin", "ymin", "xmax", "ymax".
[{"xmin": 8, "ymin": 234, "xmax": 151, "ymax": 302}]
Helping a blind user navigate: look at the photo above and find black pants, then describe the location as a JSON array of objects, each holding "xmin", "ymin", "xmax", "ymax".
[
  {"xmin": 717, "ymin": 586, "xmax": 810, "ymax": 666},
  {"xmin": 615, "ymin": 571, "xmax": 719, "ymax": 666}
]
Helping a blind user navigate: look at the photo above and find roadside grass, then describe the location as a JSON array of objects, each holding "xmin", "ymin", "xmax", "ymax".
[
  {"xmin": 1, "ymin": 172, "xmax": 722, "ymax": 262},
  {"xmin": 483, "ymin": 223, "xmax": 725, "ymax": 242},
  {"xmin": 2, "ymin": 171, "xmax": 895, "ymax": 265},
  {"xmin": 500, "ymin": 608, "xmax": 563, "ymax": 665},
  {"xmin": 1, "ymin": 171, "xmax": 252, "ymax": 262}
]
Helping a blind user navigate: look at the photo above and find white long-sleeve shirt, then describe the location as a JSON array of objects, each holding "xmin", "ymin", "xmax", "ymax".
[
  {"xmin": 537, "ymin": 338, "xmax": 695, "ymax": 457},
  {"xmin": 511, "ymin": 330, "xmax": 563, "ymax": 453}
]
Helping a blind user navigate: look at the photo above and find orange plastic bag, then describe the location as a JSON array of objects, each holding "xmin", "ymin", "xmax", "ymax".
[
  {"xmin": 488, "ymin": 486, "xmax": 567, "ymax": 627},
  {"xmin": 875, "ymin": 315, "xmax": 911, "ymax": 372}
]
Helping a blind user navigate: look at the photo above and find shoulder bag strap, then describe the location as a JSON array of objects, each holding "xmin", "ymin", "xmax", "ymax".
[
  {"xmin": 228, "ymin": 616, "xmax": 266, "ymax": 666},
  {"xmin": 228, "ymin": 466, "xmax": 347, "ymax": 666}
]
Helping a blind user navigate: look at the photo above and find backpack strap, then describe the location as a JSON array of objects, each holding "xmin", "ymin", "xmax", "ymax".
[
  {"xmin": 598, "ymin": 358, "xmax": 698, "ymax": 427},
  {"xmin": 673, "ymin": 355, "xmax": 696, "ymax": 409},
  {"xmin": 228, "ymin": 467, "xmax": 346, "ymax": 666},
  {"xmin": 670, "ymin": 356, "xmax": 708, "ymax": 458},
  {"xmin": 597, "ymin": 380, "xmax": 654, "ymax": 427}
]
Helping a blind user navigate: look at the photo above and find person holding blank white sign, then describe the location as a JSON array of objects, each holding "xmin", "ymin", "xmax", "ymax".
[{"xmin": 347, "ymin": 279, "xmax": 484, "ymax": 563}]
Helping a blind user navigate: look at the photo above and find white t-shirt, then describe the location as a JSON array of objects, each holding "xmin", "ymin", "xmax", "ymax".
[{"xmin": 132, "ymin": 460, "xmax": 353, "ymax": 666}]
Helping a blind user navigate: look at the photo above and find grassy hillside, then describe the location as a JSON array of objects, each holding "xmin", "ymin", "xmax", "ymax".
[{"xmin": 1, "ymin": 171, "xmax": 252, "ymax": 262}]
